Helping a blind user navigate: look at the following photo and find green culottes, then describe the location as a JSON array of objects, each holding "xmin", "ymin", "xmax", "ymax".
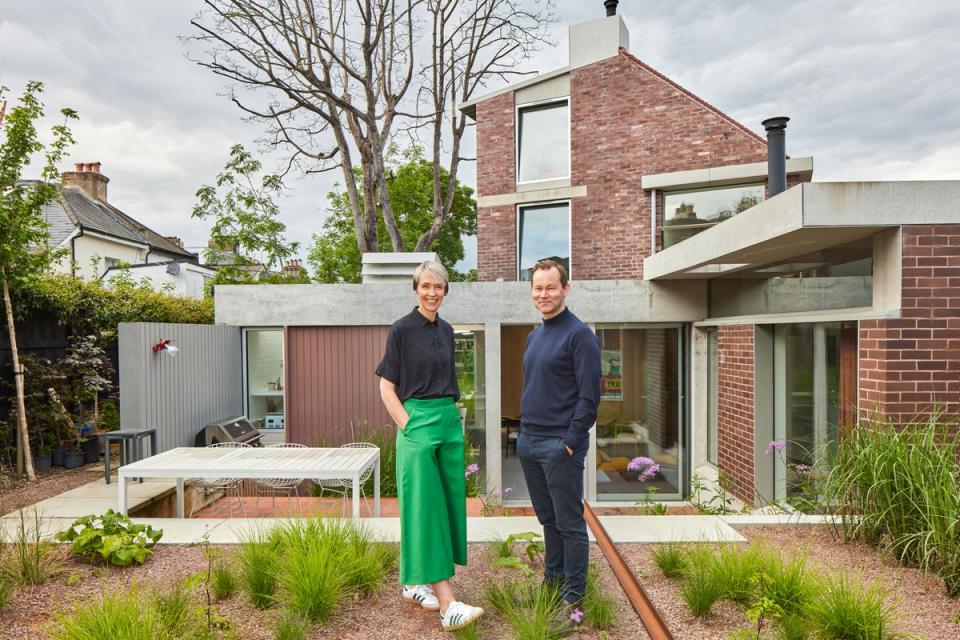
[{"xmin": 396, "ymin": 397, "xmax": 468, "ymax": 585}]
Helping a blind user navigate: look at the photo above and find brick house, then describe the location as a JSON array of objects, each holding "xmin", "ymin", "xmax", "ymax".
[
  {"xmin": 149, "ymin": 5, "xmax": 958, "ymax": 510},
  {"xmin": 458, "ymin": 6, "xmax": 960, "ymax": 506}
]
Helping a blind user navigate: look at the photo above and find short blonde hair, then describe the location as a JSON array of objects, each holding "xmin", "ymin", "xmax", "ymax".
[{"xmin": 413, "ymin": 260, "xmax": 449, "ymax": 294}]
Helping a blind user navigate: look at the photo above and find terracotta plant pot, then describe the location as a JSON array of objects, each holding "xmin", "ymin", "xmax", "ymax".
[{"xmin": 63, "ymin": 451, "xmax": 84, "ymax": 469}]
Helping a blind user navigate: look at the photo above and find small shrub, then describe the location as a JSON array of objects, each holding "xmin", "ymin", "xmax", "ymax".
[
  {"xmin": 274, "ymin": 609, "xmax": 309, "ymax": 640},
  {"xmin": 453, "ymin": 621, "xmax": 480, "ymax": 640},
  {"xmin": 65, "ymin": 573, "xmax": 83, "ymax": 587},
  {"xmin": 212, "ymin": 561, "xmax": 238, "ymax": 600},
  {"xmin": 805, "ymin": 574, "xmax": 899, "ymax": 640},
  {"xmin": 681, "ymin": 546, "xmax": 724, "ymax": 618},
  {"xmin": 712, "ymin": 543, "xmax": 777, "ymax": 605},
  {"xmin": 56, "ymin": 510, "xmax": 162, "ymax": 566},
  {"xmin": 486, "ymin": 581, "xmax": 573, "ymax": 640},
  {"xmin": 2, "ymin": 509, "xmax": 61, "ymax": 586},
  {"xmin": 651, "ymin": 543, "xmax": 689, "ymax": 579},
  {"xmin": 776, "ymin": 614, "xmax": 810, "ymax": 640},
  {"xmin": 238, "ymin": 531, "xmax": 281, "ymax": 608},
  {"xmin": 279, "ymin": 544, "xmax": 343, "ymax": 622},
  {"xmin": 582, "ymin": 565, "xmax": 616, "ymax": 629},
  {"xmin": 151, "ymin": 581, "xmax": 193, "ymax": 638},
  {"xmin": 0, "ymin": 576, "xmax": 12, "ymax": 609},
  {"xmin": 763, "ymin": 553, "xmax": 817, "ymax": 617},
  {"xmin": 51, "ymin": 589, "xmax": 159, "ymax": 640}
]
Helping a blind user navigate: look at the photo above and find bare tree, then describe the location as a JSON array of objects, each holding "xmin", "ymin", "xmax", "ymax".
[
  {"xmin": 413, "ymin": 0, "xmax": 554, "ymax": 251},
  {"xmin": 189, "ymin": 0, "xmax": 555, "ymax": 256}
]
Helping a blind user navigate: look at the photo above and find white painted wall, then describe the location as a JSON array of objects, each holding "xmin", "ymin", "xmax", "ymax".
[
  {"xmin": 52, "ymin": 234, "xmax": 147, "ymax": 279},
  {"xmin": 104, "ymin": 263, "xmax": 214, "ymax": 299}
]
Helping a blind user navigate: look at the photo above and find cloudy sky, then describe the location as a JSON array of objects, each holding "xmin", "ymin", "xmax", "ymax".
[{"xmin": 2, "ymin": 0, "xmax": 958, "ymax": 270}]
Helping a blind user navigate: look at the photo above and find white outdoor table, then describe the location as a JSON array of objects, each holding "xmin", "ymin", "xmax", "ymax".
[{"xmin": 117, "ymin": 446, "xmax": 380, "ymax": 519}]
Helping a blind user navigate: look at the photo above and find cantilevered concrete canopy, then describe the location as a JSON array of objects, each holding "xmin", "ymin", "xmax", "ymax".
[{"xmin": 644, "ymin": 181, "xmax": 960, "ymax": 280}]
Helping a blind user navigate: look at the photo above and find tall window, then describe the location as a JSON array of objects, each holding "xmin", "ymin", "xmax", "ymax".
[
  {"xmin": 245, "ymin": 329, "xmax": 285, "ymax": 433},
  {"xmin": 518, "ymin": 202, "xmax": 570, "ymax": 281},
  {"xmin": 517, "ymin": 101, "xmax": 569, "ymax": 183},
  {"xmin": 663, "ymin": 184, "xmax": 764, "ymax": 248},
  {"xmin": 773, "ymin": 322, "xmax": 858, "ymax": 508},
  {"xmin": 707, "ymin": 328, "xmax": 719, "ymax": 465},
  {"xmin": 595, "ymin": 326, "xmax": 683, "ymax": 500}
]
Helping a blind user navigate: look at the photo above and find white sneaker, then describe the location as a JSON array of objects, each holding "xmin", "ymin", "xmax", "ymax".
[
  {"xmin": 440, "ymin": 600, "xmax": 484, "ymax": 631},
  {"xmin": 402, "ymin": 584, "xmax": 440, "ymax": 610}
]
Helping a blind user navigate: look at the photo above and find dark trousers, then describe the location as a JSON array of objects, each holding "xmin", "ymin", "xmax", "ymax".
[{"xmin": 517, "ymin": 430, "xmax": 589, "ymax": 603}]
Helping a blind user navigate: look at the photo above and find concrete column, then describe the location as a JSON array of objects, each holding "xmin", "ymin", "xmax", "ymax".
[{"xmin": 483, "ymin": 322, "xmax": 503, "ymax": 497}]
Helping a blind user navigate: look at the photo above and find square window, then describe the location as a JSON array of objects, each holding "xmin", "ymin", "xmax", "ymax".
[
  {"xmin": 517, "ymin": 101, "xmax": 570, "ymax": 183},
  {"xmin": 517, "ymin": 202, "xmax": 570, "ymax": 281}
]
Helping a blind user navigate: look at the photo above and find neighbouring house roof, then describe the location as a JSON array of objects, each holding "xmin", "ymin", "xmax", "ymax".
[{"xmin": 44, "ymin": 185, "xmax": 196, "ymax": 261}]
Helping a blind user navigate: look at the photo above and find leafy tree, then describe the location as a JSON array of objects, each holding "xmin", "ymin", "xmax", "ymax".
[
  {"xmin": 0, "ymin": 81, "xmax": 76, "ymax": 479},
  {"xmin": 192, "ymin": 144, "xmax": 300, "ymax": 279},
  {"xmin": 309, "ymin": 147, "xmax": 476, "ymax": 283}
]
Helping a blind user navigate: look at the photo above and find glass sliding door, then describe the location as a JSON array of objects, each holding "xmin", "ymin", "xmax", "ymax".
[
  {"xmin": 595, "ymin": 325, "xmax": 683, "ymax": 500},
  {"xmin": 773, "ymin": 322, "xmax": 858, "ymax": 505},
  {"xmin": 455, "ymin": 328, "xmax": 485, "ymax": 494}
]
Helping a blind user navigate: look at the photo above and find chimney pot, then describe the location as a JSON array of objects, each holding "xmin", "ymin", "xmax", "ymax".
[
  {"xmin": 604, "ymin": 0, "xmax": 618, "ymax": 16},
  {"xmin": 90, "ymin": 162, "xmax": 101, "ymax": 173},
  {"xmin": 762, "ymin": 116, "xmax": 790, "ymax": 198},
  {"xmin": 74, "ymin": 163, "xmax": 84, "ymax": 172}
]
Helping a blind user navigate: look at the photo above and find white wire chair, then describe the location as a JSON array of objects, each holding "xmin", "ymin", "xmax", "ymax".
[
  {"xmin": 313, "ymin": 442, "xmax": 377, "ymax": 517},
  {"xmin": 254, "ymin": 442, "xmax": 307, "ymax": 516},
  {"xmin": 189, "ymin": 441, "xmax": 251, "ymax": 518}
]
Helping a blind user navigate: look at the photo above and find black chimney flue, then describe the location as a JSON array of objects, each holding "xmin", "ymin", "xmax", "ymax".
[
  {"xmin": 762, "ymin": 116, "xmax": 789, "ymax": 198},
  {"xmin": 605, "ymin": 0, "xmax": 618, "ymax": 17}
]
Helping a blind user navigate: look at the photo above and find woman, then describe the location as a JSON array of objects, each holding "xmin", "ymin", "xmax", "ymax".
[{"xmin": 376, "ymin": 260, "xmax": 484, "ymax": 632}]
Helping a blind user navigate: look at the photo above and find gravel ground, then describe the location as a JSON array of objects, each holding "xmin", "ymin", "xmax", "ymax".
[{"xmin": 0, "ymin": 463, "xmax": 103, "ymax": 517}]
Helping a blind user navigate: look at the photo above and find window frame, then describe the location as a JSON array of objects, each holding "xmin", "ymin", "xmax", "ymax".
[
  {"xmin": 515, "ymin": 98, "xmax": 571, "ymax": 185},
  {"xmin": 515, "ymin": 199, "xmax": 572, "ymax": 281},
  {"xmin": 661, "ymin": 182, "xmax": 765, "ymax": 248}
]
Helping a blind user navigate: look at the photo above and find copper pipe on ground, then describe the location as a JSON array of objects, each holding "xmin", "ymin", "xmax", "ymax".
[{"xmin": 583, "ymin": 501, "xmax": 674, "ymax": 640}]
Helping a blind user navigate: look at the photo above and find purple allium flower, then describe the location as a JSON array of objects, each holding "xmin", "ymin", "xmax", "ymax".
[
  {"xmin": 627, "ymin": 456, "xmax": 660, "ymax": 481},
  {"xmin": 569, "ymin": 608, "xmax": 583, "ymax": 623},
  {"xmin": 793, "ymin": 463, "xmax": 812, "ymax": 474},
  {"xmin": 765, "ymin": 440, "xmax": 786, "ymax": 455},
  {"xmin": 464, "ymin": 463, "xmax": 480, "ymax": 478}
]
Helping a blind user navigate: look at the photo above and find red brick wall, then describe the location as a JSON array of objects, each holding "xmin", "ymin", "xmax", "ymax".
[
  {"xmin": 860, "ymin": 225, "xmax": 960, "ymax": 422},
  {"xmin": 475, "ymin": 49, "xmax": 769, "ymax": 281},
  {"xmin": 716, "ymin": 324, "xmax": 756, "ymax": 504},
  {"xmin": 476, "ymin": 91, "xmax": 516, "ymax": 281}
]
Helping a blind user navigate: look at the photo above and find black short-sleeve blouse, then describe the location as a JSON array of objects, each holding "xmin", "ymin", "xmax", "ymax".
[{"xmin": 375, "ymin": 307, "xmax": 460, "ymax": 403}]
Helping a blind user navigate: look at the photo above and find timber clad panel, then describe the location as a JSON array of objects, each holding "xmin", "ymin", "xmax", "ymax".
[
  {"xmin": 118, "ymin": 323, "xmax": 242, "ymax": 453},
  {"xmin": 286, "ymin": 326, "xmax": 392, "ymax": 446}
]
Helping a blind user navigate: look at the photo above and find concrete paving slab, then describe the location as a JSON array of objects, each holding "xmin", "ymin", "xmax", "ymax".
[
  {"xmin": 0, "ymin": 514, "xmax": 72, "ymax": 541},
  {"xmin": 722, "ymin": 514, "xmax": 839, "ymax": 527},
  {"xmin": 598, "ymin": 515, "xmax": 745, "ymax": 543}
]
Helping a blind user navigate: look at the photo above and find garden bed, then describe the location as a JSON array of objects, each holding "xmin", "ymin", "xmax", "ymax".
[{"xmin": 2, "ymin": 524, "xmax": 957, "ymax": 639}]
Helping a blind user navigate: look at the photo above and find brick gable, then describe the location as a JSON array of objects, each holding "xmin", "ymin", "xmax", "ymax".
[{"xmin": 475, "ymin": 50, "xmax": 769, "ymax": 281}]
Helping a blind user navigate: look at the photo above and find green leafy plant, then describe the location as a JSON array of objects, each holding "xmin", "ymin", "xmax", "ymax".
[
  {"xmin": 274, "ymin": 609, "xmax": 310, "ymax": 640},
  {"xmin": 744, "ymin": 574, "xmax": 785, "ymax": 638},
  {"xmin": 2, "ymin": 508, "xmax": 61, "ymax": 586},
  {"xmin": 489, "ymin": 535, "xmax": 514, "ymax": 560},
  {"xmin": 490, "ymin": 531, "xmax": 545, "ymax": 578},
  {"xmin": 56, "ymin": 510, "xmax": 162, "ymax": 566},
  {"xmin": 635, "ymin": 485, "xmax": 668, "ymax": 515},
  {"xmin": 651, "ymin": 543, "xmax": 690, "ymax": 579}
]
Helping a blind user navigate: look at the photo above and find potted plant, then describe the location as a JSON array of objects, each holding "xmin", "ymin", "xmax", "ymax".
[{"xmin": 32, "ymin": 442, "xmax": 53, "ymax": 472}]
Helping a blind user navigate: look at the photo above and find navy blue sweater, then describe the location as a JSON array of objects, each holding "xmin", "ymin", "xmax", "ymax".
[{"xmin": 520, "ymin": 307, "xmax": 601, "ymax": 448}]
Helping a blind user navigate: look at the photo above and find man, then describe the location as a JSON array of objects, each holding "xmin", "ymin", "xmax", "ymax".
[{"xmin": 517, "ymin": 259, "xmax": 601, "ymax": 609}]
